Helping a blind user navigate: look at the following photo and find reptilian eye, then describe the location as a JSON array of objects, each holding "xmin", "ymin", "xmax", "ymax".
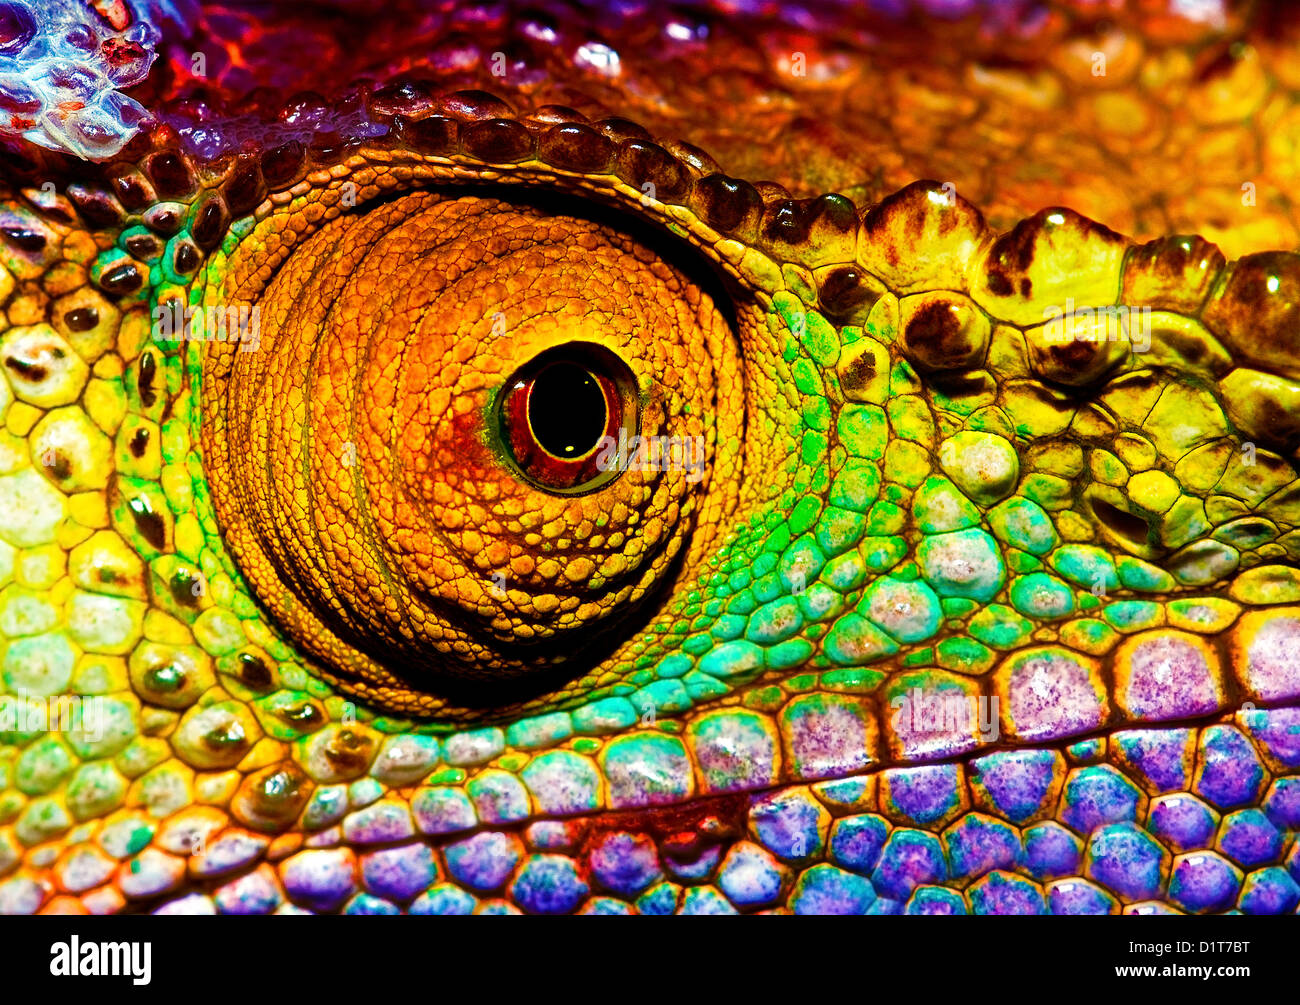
[
  {"xmin": 201, "ymin": 190, "xmax": 742, "ymax": 714},
  {"xmin": 498, "ymin": 344, "xmax": 639, "ymax": 494}
]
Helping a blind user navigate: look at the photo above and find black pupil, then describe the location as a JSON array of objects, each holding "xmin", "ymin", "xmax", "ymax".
[{"xmin": 529, "ymin": 362, "xmax": 606, "ymax": 457}]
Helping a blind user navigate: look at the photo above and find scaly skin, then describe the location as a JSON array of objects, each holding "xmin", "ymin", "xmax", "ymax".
[{"xmin": 1, "ymin": 1, "xmax": 1299, "ymax": 916}]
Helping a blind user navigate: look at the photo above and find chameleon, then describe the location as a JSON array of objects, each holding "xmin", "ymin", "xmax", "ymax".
[{"xmin": 0, "ymin": 0, "xmax": 1298, "ymax": 916}]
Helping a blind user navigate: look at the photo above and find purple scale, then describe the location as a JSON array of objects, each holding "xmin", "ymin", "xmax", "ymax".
[
  {"xmin": 1048, "ymin": 879, "xmax": 1116, "ymax": 915},
  {"xmin": 904, "ymin": 886, "xmax": 968, "ymax": 915},
  {"xmin": 1216, "ymin": 809, "xmax": 1282, "ymax": 868},
  {"xmin": 340, "ymin": 799, "xmax": 415, "ymax": 845},
  {"xmin": 1195, "ymin": 726, "xmax": 1265, "ymax": 809},
  {"xmin": 280, "ymin": 848, "xmax": 358, "ymax": 910},
  {"xmin": 577, "ymin": 897, "xmax": 635, "ymax": 915},
  {"xmin": 343, "ymin": 893, "xmax": 401, "ymax": 915},
  {"xmin": 866, "ymin": 896, "xmax": 903, "ymax": 915},
  {"xmin": 943, "ymin": 813, "xmax": 1022, "ymax": 881},
  {"xmin": 870, "ymin": 829, "xmax": 946, "ymax": 900},
  {"xmin": 360, "ymin": 842, "xmax": 438, "ymax": 902},
  {"xmin": 664, "ymin": 842, "xmax": 723, "ymax": 881},
  {"xmin": 679, "ymin": 886, "xmax": 738, "ymax": 915},
  {"xmin": 467, "ymin": 771, "xmax": 531, "ymax": 824},
  {"xmin": 750, "ymin": 789, "xmax": 827, "ymax": 860},
  {"xmin": 409, "ymin": 883, "xmax": 476, "ymax": 916},
  {"xmin": 411, "ymin": 786, "xmax": 477, "ymax": 836},
  {"xmin": 1086, "ymin": 823, "xmax": 1167, "ymax": 901},
  {"xmin": 153, "ymin": 892, "xmax": 216, "ymax": 916},
  {"xmin": 191, "ymin": 830, "xmax": 269, "ymax": 877},
  {"xmin": 1002, "ymin": 651, "xmax": 1107, "ymax": 741},
  {"xmin": 1240, "ymin": 706, "xmax": 1300, "ymax": 768},
  {"xmin": 1242, "ymin": 612, "xmax": 1300, "ymax": 701},
  {"xmin": 718, "ymin": 842, "xmax": 785, "ymax": 908},
  {"xmin": 1022, "ymin": 822, "xmax": 1082, "ymax": 880},
  {"xmin": 1111, "ymin": 729, "xmax": 1195, "ymax": 792},
  {"xmin": 1238, "ymin": 867, "xmax": 1300, "ymax": 915},
  {"xmin": 443, "ymin": 831, "xmax": 523, "ymax": 892},
  {"xmin": 508, "ymin": 854, "xmax": 589, "ymax": 915},
  {"xmin": 829, "ymin": 814, "xmax": 890, "ymax": 874},
  {"xmin": 1168, "ymin": 852, "xmax": 1242, "ymax": 913},
  {"xmin": 967, "ymin": 871, "xmax": 1046, "ymax": 915},
  {"xmin": 1060, "ymin": 765, "xmax": 1142, "ymax": 835},
  {"xmin": 525, "ymin": 820, "xmax": 578, "ymax": 851},
  {"xmin": 213, "ymin": 865, "xmax": 282, "ymax": 915},
  {"xmin": 1121, "ymin": 635, "xmax": 1222, "ymax": 720},
  {"xmin": 587, "ymin": 831, "xmax": 662, "ymax": 897},
  {"xmin": 881, "ymin": 763, "xmax": 963, "ymax": 826},
  {"xmin": 970, "ymin": 749, "xmax": 1061, "ymax": 823},
  {"xmin": 1147, "ymin": 794, "xmax": 1218, "ymax": 853},
  {"xmin": 790, "ymin": 864, "xmax": 877, "ymax": 915},
  {"xmin": 1263, "ymin": 779, "xmax": 1300, "ymax": 830}
]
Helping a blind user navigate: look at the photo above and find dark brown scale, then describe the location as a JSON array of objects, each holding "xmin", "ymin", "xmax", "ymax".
[
  {"xmin": 129, "ymin": 426, "xmax": 150, "ymax": 458},
  {"xmin": 1, "ymin": 225, "xmax": 46, "ymax": 252},
  {"xmin": 763, "ymin": 198, "xmax": 815, "ymax": 245},
  {"xmin": 137, "ymin": 352, "xmax": 158, "ymax": 407},
  {"xmin": 173, "ymin": 241, "xmax": 199, "ymax": 274},
  {"xmin": 462, "ymin": 118, "xmax": 536, "ymax": 162},
  {"xmin": 1046, "ymin": 337, "xmax": 1105, "ymax": 374},
  {"xmin": 142, "ymin": 204, "xmax": 183, "ymax": 236},
  {"xmin": 904, "ymin": 299, "xmax": 965, "ymax": 367},
  {"xmin": 98, "ymin": 262, "xmax": 143, "ymax": 296},
  {"xmin": 260, "ymin": 140, "xmax": 306, "ymax": 188},
  {"xmin": 169, "ymin": 569, "xmax": 202, "ymax": 608},
  {"xmin": 279, "ymin": 91, "xmax": 329, "ymax": 126},
  {"xmin": 839, "ymin": 347, "xmax": 882, "ymax": 395},
  {"xmin": 984, "ymin": 213, "xmax": 1042, "ymax": 296},
  {"xmin": 820, "ymin": 267, "xmax": 873, "ymax": 317},
  {"xmin": 119, "ymin": 131, "xmax": 153, "ymax": 164},
  {"xmin": 393, "ymin": 114, "xmax": 459, "ymax": 154},
  {"xmin": 538, "ymin": 123, "xmax": 612, "ymax": 172},
  {"xmin": 276, "ymin": 701, "xmax": 323, "ymax": 728},
  {"xmin": 190, "ymin": 198, "xmax": 227, "ymax": 250},
  {"xmin": 615, "ymin": 140, "xmax": 689, "ymax": 201},
  {"xmin": 124, "ymin": 233, "xmax": 160, "ymax": 259},
  {"xmin": 63, "ymin": 307, "xmax": 99, "ymax": 332},
  {"xmin": 593, "ymin": 118, "xmax": 651, "ymax": 144},
  {"xmin": 223, "ymin": 158, "xmax": 266, "ymax": 216},
  {"xmin": 441, "ymin": 89, "xmax": 515, "ymax": 121},
  {"xmin": 236, "ymin": 763, "xmax": 311, "ymax": 829},
  {"xmin": 5, "ymin": 355, "xmax": 45, "ymax": 381},
  {"xmin": 22, "ymin": 192, "xmax": 73, "ymax": 225},
  {"xmin": 662, "ymin": 139, "xmax": 720, "ymax": 178},
  {"xmin": 308, "ymin": 130, "xmax": 365, "ymax": 163},
  {"xmin": 524, "ymin": 105, "xmax": 588, "ymax": 126},
  {"xmin": 691, "ymin": 174, "xmax": 761, "ymax": 235},
  {"xmin": 128, "ymin": 495, "xmax": 167, "ymax": 549},
  {"xmin": 145, "ymin": 151, "xmax": 195, "ymax": 198},
  {"xmin": 237, "ymin": 652, "xmax": 273, "ymax": 690},
  {"xmin": 324, "ymin": 729, "xmax": 375, "ymax": 773},
  {"xmin": 368, "ymin": 78, "xmax": 437, "ymax": 117},
  {"xmin": 65, "ymin": 185, "xmax": 125, "ymax": 228},
  {"xmin": 43, "ymin": 452, "xmax": 72, "ymax": 481},
  {"xmin": 810, "ymin": 193, "xmax": 859, "ymax": 235},
  {"xmin": 108, "ymin": 171, "xmax": 154, "ymax": 211}
]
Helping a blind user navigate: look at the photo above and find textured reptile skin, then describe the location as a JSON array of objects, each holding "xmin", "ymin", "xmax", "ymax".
[{"xmin": 0, "ymin": 0, "xmax": 1299, "ymax": 916}]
